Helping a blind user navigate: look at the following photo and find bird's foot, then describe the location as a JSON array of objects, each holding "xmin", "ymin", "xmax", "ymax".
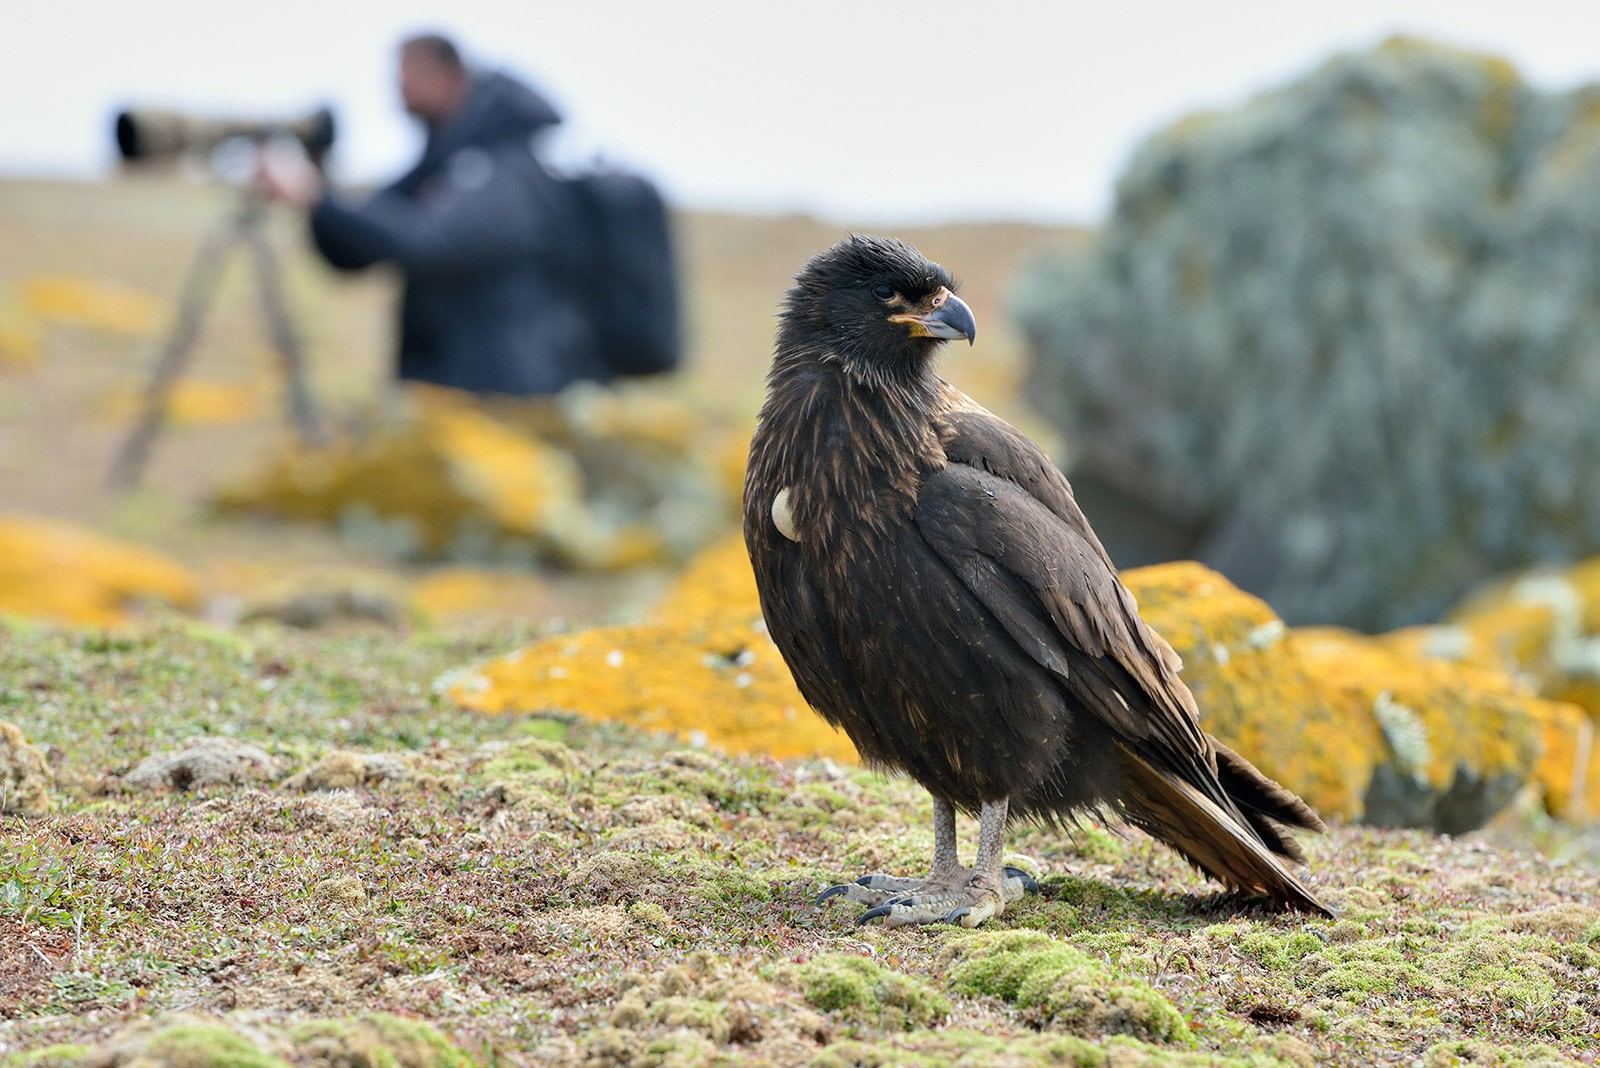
[{"xmin": 818, "ymin": 866, "xmax": 1038, "ymax": 928}]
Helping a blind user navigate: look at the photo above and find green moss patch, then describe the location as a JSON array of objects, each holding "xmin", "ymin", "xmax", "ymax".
[
  {"xmin": 943, "ymin": 930, "xmax": 1193, "ymax": 1044},
  {"xmin": 799, "ymin": 954, "xmax": 951, "ymax": 1031}
]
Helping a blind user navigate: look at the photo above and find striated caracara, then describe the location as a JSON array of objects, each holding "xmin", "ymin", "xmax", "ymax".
[{"xmin": 743, "ymin": 234, "xmax": 1331, "ymax": 927}]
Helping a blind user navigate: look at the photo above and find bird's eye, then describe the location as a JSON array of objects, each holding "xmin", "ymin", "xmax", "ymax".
[{"xmin": 872, "ymin": 284, "xmax": 895, "ymax": 301}]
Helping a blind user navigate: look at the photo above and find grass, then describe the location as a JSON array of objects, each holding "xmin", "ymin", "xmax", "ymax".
[{"xmin": 0, "ymin": 619, "xmax": 1597, "ymax": 1066}]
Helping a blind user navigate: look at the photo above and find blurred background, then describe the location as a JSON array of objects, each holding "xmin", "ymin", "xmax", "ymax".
[{"xmin": 8, "ymin": 1, "xmax": 1600, "ymax": 834}]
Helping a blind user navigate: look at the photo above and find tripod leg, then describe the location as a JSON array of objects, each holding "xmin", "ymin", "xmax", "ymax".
[
  {"xmin": 107, "ymin": 216, "xmax": 241, "ymax": 490},
  {"xmin": 244, "ymin": 220, "xmax": 324, "ymax": 447}
]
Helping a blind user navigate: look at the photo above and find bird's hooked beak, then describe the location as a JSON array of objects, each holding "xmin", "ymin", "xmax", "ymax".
[{"xmin": 888, "ymin": 287, "xmax": 977, "ymax": 345}]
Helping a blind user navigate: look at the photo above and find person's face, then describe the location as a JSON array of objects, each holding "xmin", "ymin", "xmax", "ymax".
[{"xmin": 399, "ymin": 48, "xmax": 465, "ymax": 125}]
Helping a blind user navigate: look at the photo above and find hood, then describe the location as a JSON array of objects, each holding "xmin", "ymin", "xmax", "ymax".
[
  {"xmin": 438, "ymin": 70, "xmax": 562, "ymax": 153},
  {"xmin": 393, "ymin": 70, "xmax": 562, "ymax": 195}
]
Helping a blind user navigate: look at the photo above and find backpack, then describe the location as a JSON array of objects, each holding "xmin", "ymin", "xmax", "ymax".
[{"xmin": 563, "ymin": 168, "xmax": 682, "ymax": 377}]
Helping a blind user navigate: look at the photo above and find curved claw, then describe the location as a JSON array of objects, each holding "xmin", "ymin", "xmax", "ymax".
[
  {"xmin": 857, "ymin": 905, "xmax": 895, "ymax": 926},
  {"xmin": 816, "ymin": 883, "xmax": 853, "ymax": 904},
  {"xmin": 1003, "ymin": 866, "xmax": 1041, "ymax": 894},
  {"xmin": 944, "ymin": 906, "xmax": 972, "ymax": 925}
]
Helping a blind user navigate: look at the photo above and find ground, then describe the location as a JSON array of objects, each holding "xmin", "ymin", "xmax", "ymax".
[{"xmin": 2, "ymin": 621, "xmax": 1598, "ymax": 1066}]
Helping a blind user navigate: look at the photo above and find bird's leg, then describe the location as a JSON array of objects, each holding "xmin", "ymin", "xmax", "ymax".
[
  {"xmin": 819, "ymin": 797, "xmax": 1039, "ymax": 928},
  {"xmin": 817, "ymin": 797, "xmax": 964, "ymax": 907}
]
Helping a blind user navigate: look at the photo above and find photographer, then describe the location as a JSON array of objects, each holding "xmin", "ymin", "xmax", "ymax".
[{"xmin": 259, "ymin": 34, "xmax": 605, "ymax": 396}]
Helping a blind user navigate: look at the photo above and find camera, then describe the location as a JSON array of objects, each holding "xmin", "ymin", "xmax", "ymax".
[{"xmin": 114, "ymin": 106, "xmax": 336, "ymax": 167}]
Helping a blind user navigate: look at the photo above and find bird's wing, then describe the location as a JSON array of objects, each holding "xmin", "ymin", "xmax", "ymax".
[{"xmin": 923, "ymin": 396, "xmax": 1212, "ymax": 770}]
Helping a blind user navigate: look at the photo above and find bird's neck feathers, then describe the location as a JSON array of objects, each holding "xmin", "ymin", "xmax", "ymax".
[{"xmin": 753, "ymin": 350, "xmax": 944, "ymax": 540}]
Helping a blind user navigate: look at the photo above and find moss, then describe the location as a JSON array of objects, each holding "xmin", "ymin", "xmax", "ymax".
[
  {"xmin": 0, "ymin": 720, "xmax": 51, "ymax": 816},
  {"xmin": 807, "ymin": 1029, "xmax": 1105, "ymax": 1067},
  {"xmin": 1235, "ymin": 930, "xmax": 1325, "ymax": 972},
  {"xmin": 477, "ymin": 737, "xmax": 587, "ymax": 782},
  {"xmin": 290, "ymin": 1013, "xmax": 475, "ymax": 1068},
  {"xmin": 798, "ymin": 954, "xmax": 951, "ymax": 1031},
  {"xmin": 124, "ymin": 1020, "xmax": 288, "ymax": 1068},
  {"xmin": 0, "ymin": 1045, "xmax": 91, "ymax": 1068},
  {"xmin": 943, "ymin": 930, "xmax": 1192, "ymax": 1045}
]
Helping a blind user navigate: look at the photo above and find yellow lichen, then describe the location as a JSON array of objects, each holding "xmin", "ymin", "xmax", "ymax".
[
  {"xmin": 95, "ymin": 378, "xmax": 266, "ymax": 426},
  {"xmin": 0, "ymin": 305, "xmax": 42, "ymax": 371},
  {"xmin": 1425, "ymin": 557, "xmax": 1600, "ymax": 820},
  {"xmin": 1296, "ymin": 627, "xmax": 1545, "ymax": 794},
  {"xmin": 0, "ymin": 513, "xmax": 199, "ymax": 626},
  {"xmin": 409, "ymin": 566, "xmax": 550, "ymax": 622},
  {"xmin": 21, "ymin": 273, "xmax": 168, "ymax": 336},
  {"xmin": 450, "ymin": 537, "xmax": 854, "ymax": 763},
  {"xmin": 216, "ymin": 385, "xmax": 724, "ymax": 570}
]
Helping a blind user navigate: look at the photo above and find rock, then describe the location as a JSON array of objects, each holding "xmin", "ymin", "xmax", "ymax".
[
  {"xmin": 448, "ymin": 536, "xmax": 857, "ymax": 763},
  {"xmin": 241, "ymin": 586, "xmax": 409, "ymax": 630},
  {"xmin": 0, "ymin": 513, "xmax": 199, "ymax": 626},
  {"xmin": 1384, "ymin": 556, "xmax": 1600, "ymax": 820},
  {"xmin": 1016, "ymin": 37, "xmax": 1600, "ymax": 630},
  {"xmin": 451, "ymin": 536, "xmax": 1568, "ymax": 831},
  {"xmin": 215, "ymin": 382, "xmax": 736, "ymax": 571},
  {"xmin": 124, "ymin": 737, "xmax": 281, "ymax": 791},
  {"xmin": 1127, "ymin": 562, "xmax": 1569, "ymax": 831},
  {"xmin": 0, "ymin": 720, "xmax": 51, "ymax": 815}
]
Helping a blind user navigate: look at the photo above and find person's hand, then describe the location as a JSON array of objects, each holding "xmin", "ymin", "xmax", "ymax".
[{"xmin": 256, "ymin": 141, "xmax": 325, "ymax": 209}]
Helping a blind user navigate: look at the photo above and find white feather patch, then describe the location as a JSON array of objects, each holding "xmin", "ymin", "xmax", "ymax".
[{"xmin": 772, "ymin": 487, "xmax": 801, "ymax": 542}]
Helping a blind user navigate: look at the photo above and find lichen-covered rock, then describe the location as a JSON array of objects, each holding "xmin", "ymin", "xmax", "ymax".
[
  {"xmin": 215, "ymin": 382, "xmax": 735, "ymax": 571},
  {"xmin": 0, "ymin": 513, "xmax": 199, "ymax": 626},
  {"xmin": 1016, "ymin": 37, "xmax": 1600, "ymax": 630},
  {"xmin": 123, "ymin": 737, "xmax": 282, "ymax": 791},
  {"xmin": 1385, "ymin": 557, "xmax": 1600, "ymax": 820},
  {"xmin": 451, "ymin": 543, "xmax": 1570, "ymax": 829},
  {"xmin": 1127, "ymin": 562, "xmax": 1574, "ymax": 830},
  {"xmin": 1294, "ymin": 627, "xmax": 1544, "ymax": 833},
  {"xmin": 240, "ymin": 584, "xmax": 410, "ymax": 631},
  {"xmin": 0, "ymin": 720, "xmax": 51, "ymax": 816},
  {"xmin": 447, "ymin": 537, "xmax": 856, "ymax": 763}
]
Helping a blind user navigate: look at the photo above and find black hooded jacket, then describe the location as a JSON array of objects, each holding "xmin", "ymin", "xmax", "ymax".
[{"xmin": 310, "ymin": 72, "xmax": 603, "ymax": 395}]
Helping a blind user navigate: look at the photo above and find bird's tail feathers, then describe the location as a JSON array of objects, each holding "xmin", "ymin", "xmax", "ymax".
[
  {"xmin": 1116, "ymin": 742, "xmax": 1333, "ymax": 918},
  {"xmin": 1211, "ymin": 741, "xmax": 1326, "ymax": 863}
]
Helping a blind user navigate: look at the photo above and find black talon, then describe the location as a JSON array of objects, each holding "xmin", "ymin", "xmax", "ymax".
[
  {"xmin": 944, "ymin": 907, "xmax": 972, "ymax": 925},
  {"xmin": 857, "ymin": 905, "xmax": 895, "ymax": 925},
  {"xmin": 855, "ymin": 875, "xmax": 877, "ymax": 886},
  {"xmin": 1004, "ymin": 866, "xmax": 1041, "ymax": 894},
  {"xmin": 817, "ymin": 884, "xmax": 852, "ymax": 904}
]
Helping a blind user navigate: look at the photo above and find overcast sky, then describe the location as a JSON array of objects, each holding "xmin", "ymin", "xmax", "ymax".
[{"xmin": 8, "ymin": 0, "xmax": 1598, "ymax": 224}]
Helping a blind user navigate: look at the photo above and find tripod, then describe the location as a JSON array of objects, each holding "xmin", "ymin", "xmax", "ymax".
[{"xmin": 108, "ymin": 187, "xmax": 325, "ymax": 489}]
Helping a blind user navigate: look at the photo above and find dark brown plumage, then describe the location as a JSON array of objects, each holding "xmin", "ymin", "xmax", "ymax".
[{"xmin": 743, "ymin": 235, "xmax": 1331, "ymax": 927}]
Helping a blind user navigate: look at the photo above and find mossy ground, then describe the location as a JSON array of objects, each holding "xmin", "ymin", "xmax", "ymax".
[{"xmin": 2, "ymin": 621, "xmax": 1598, "ymax": 1067}]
